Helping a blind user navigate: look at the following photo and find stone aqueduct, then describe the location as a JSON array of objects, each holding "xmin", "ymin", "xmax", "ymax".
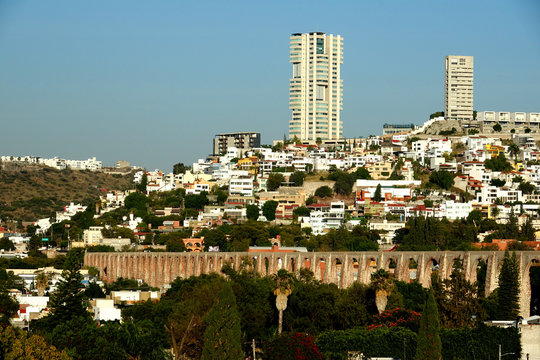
[{"xmin": 84, "ymin": 251, "xmax": 540, "ymax": 317}]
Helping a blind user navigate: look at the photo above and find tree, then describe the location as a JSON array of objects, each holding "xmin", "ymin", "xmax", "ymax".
[
  {"xmin": 201, "ymin": 283, "xmax": 243, "ymax": 360},
  {"xmin": 28, "ymin": 234, "xmax": 43, "ymax": 253},
  {"xmin": 293, "ymin": 206, "xmax": 311, "ymax": 218},
  {"xmin": 354, "ymin": 167, "xmax": 371, "ymax": 180},
  {"xmin": 0, "ymin": 326, "xmax": 70, "ymax": 360},
  {"xmin": 485, "ymin": 153, "xmax": 512, "ymax": 172},
  {"xmin": 333, "ymin": 172, "xmax": 355, "ymax": 195},
  {"xmin": 496, "ymin": 251, "xmax": 520, "ymax": 320},
  {"xmin": 493, "ymin": 123, "xmax": 502, "ymax": 132},
  {"xmin": 166, "ymin": 238, "xmax": 187, "ymax": 252},
  {"xmin": 202, "ymin": 228, "xmax": 227, "ymax": 251},
  {"xmin": 414, "ymin": 290, "xmax": 442, "ymax": 360},
  {"xmin": 35, "ymin": 270, "xmax": 50, "ymax": 296},
  {"xmin": 0, "ymin": 269, "xmax": 19, "ymax": 325},
  {"xmin": 272, "ymin": 269, "xmax": 294, "ymax": 334},
  {"xmin": 508, "ymin": 142, "xmax": 520, "ymax": 161},
  {"xmin": 47, "ymin": 248, "xmax": 90, "ymax": 326},
  {"xmin": 267, "ymin": 173, "xmax": 285, "ymax": 191},
  {"xmin": 246, "ymin": 204, "xmax": 260, "ymax": 221},
  {"xmin": 124, "ymin": 192, "xmax": 148, "ymax": 215},
  {"xmin": 518, "ymin": 181, "xmax": 535, "ymax": 194},
  {"xmin": 229, "ymin": 223, "xmax": 270, "ymax": 251},
  {"xmin": 184, "ymin": 193, "xmax": 209, "ymax": 210},
  {"xmin": 137, "ymin": 172, "xmax": 148, "ymax": 193},
  {"xmin": 430, "ymin": 111, "xmax": 444, "ymax": 119},
  {"xmin": 490, "ymin": 178, "xmax": 506, "ymax": 187},
  {"xmin": 429, "ymin": 170, "xmax": 454, "ymax": 190},
  {"xmin": 262, "ymin": 200, "xmax": 279, "ymax": 221},
  {"xmin": 173, "ymin": 162, "xmax": 187, "ymax": 174},
  {"xmin": 289, "ymin": 171, "xmax": 306, "ymax": 186},
  {"xmin": 0, "ymin": 238, "xmax": 15, "ymax": 251},
  {"xmin": 435, "ymin": 265, "xmax": 481, "ymax": 328},
  {"xmin": 314, "ymin": 186, "xmax": 333, "ymax": 198},
  {"xmin": 373, "ymin": 184, "xmax": 382, "ymax": 202},
  {"xmin": 520, "ymin": 216, "xmax": 536, "ymax": 242}
]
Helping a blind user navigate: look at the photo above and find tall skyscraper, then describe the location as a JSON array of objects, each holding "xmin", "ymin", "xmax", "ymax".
[
  {"xmin": 445, "ymin": 55, "xmax": 474, "ymax": 121},
  {"xmin": 289, "ymin": 32, "xmax": 343, "ymax": 142}
]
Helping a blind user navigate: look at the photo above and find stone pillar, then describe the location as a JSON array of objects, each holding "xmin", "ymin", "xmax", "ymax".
[
  {"xmin": 417, "ymin": 253, "xmax": 428, "ymax": 288},
  {"xmin": 519, "ymin": 253, "xmax": 530, "ymax": 318},
  {"xmin": 484, "ymin": 252, "xmax": 499, "ymax": 297}
]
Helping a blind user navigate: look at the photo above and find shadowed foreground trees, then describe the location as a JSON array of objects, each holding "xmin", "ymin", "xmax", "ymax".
[
  {"xmin": 497, "ymin": 251, "xmax": 520, "ymax": 320},
  {"xmin": 201, "ymin": 283, "xmax": 243, "ymax": 360},
  {"xmin": 415, "ymin": 290, "xmax": 442, "ymax": 360}
]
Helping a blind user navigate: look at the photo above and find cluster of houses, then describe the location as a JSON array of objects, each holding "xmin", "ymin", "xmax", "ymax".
[
  {"xmin": 111, "ymin": 130, "xmax": 540, "ymax": 248},
  {"xmin": 0, "ymin": 155, "xmax": 103, "ymax": 171}
]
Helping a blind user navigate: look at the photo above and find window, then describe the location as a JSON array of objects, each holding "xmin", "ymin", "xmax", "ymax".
[{"xmin": 316, "ymin": 38, "xmax": 324, "ymax": 54}]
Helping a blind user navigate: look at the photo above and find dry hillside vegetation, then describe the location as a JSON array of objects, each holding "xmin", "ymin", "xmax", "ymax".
[{"xmin": 0, "ymin": 163, "xmax": 134, "ymax": 221}]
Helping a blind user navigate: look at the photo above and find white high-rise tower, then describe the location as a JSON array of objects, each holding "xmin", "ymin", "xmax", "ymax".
[
  {"xmin": 445, "ymin": 55, "xmax": 474, "ymax": 121},
  {"xmin": 289, "ymin": 32, "xmax": 343, "ymax": 142}
]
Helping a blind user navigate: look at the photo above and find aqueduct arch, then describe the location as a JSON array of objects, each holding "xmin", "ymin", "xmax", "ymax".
[{"xmin": 84, "ymin": 251, "xmax": 539, "ymax": 317}]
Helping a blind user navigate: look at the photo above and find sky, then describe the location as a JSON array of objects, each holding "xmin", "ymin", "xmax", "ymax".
[{"xmin": 1, "ymin": 0, "xmax": 539, "ymax": 171}]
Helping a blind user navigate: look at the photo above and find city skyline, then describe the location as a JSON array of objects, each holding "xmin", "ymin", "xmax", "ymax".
[{"xmin": 1, "ymin": 0, "xmax": 539, "ymax": 170}]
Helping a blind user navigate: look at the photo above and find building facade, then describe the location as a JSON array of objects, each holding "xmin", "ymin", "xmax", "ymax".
[
  {"xmin": 289, "ymin": 32, "xmax": 343, "ymax": 142},
  {"xmin": 382, "ymin": 123, "xmax": 417, "ymax": 135},
  {"xmin": 444, "ymin": 55, "xmax": 474, "ymax": 121},
  {"xmin": 212, "ymin": 132, "xmax": 260, "ymax": 156}
]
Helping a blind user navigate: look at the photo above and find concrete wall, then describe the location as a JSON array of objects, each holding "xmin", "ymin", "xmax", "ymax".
[
  {"xmin": 521, "ymin": 324, "xmax": 540, "ymax": 360},
  {"xmin": 84, "ymin": 251, "xmax": 540, "ymax": 318}
]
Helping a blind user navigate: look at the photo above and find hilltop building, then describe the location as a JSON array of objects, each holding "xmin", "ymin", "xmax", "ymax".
[
  {"xmin": 289, "ymin": 32, "xmax": 343, "ymax": 142},
  {"xmin": 445, "ymin": 55, "xmax": 474, "ymax": 122}
]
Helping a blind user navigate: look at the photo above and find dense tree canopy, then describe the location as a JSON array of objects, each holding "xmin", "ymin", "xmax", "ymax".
[
  {"xmin": 429, "ymin": 170, "xmax": 454, "ymax": 190},
  {"xmin": 267, "ymin": 173, "xmax": 285, "ymax": 191},
  {"xmin": 314, "ymin": 186, "xmax": 333, "ymax": 198}
]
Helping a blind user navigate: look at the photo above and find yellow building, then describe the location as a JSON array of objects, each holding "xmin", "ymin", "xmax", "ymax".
[
  {"xmin": 485, "ymin": 144, "xmax": 504, "ymax": 158},
  {"xmin": 237, "ymin": 157, "xmax": 259, "ymax": 175},
  {"xmin": 366, "ymin": 160, "xmax": 394, "ymax": 180}
]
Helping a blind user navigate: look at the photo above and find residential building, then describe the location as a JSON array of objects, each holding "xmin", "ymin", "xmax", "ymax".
[
  {"xmin": 83, "ymin": 227, "xmax": 104, "ymax": 246},
  {"xmin": 444, "ymin": 55, "xmax": 474, "ymax": 121},
  {"xmin": 213, "ymin": 132, "xmax": 260, "ymax": 156},
  {"xmin": 229, "ymin": 176, "xmax": 254, "ymax": 197},
  {"xmin": 289, "ymin": 32, "xmax": 343, "ymax": 141},
  {"xmin": 365, "ymin": 160, "xmax": 394, "ymax": 180}
]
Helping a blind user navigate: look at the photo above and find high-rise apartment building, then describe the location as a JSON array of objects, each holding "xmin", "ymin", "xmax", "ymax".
[
  {"xmin": 445, "ymin": 55, "xmax": 474, "ymax": 121},
  {"xmin": 289, "ymin": 32, "xmax": 343, "ymax": 142},
  {"xmin": 213, "ymin": 132, "xmax": 260, "ymax": 156}
]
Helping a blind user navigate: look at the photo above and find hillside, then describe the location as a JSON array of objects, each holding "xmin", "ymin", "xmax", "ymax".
[{"xmin": 0, "ymin": 163, "xmax": 135, "ymax": 222}]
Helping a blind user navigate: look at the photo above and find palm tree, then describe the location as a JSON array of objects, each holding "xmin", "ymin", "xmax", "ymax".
[
  {"xmin": 508, "ymin": 142, "xmax": 520, "ymax": 162},
  {"xmin": 371, "ymin": 269, "xmax": 394, "ymax": 314},
  {"xmin": 272, "ymin": 269, "xmax": 294, "ymax": 334},
  {"xmin": 35, "ymin": 271, "xmax": 49, "ymax": 296}
]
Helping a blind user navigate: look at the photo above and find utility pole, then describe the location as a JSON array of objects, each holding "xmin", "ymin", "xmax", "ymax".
[{"xmin": 252, "ymin": 339, "xmax": 256, "ymax": 360}]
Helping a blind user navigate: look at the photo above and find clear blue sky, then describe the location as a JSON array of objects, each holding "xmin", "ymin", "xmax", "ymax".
[{"xmin": 1, "ymin": 0, "xmax": 539, "ymax": 170}]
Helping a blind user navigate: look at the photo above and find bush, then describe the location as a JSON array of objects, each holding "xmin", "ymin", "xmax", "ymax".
[
  {"xmin": 263, "ymin": 333, "xmax": 322, "ymax": 360},
  {"xmin": 316, "ymin": 325, "xmax": 521, "ymax": 360}
]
